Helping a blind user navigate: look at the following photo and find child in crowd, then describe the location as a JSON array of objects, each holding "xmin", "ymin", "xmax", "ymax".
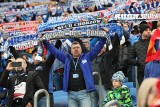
[{"xmin": 103, "ymin": 71, "xmax": 133, "ymax": 107}]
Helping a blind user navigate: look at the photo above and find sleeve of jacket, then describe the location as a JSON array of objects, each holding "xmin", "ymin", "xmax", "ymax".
[
  {"xmin": 26, "ymin": 72, "xmax": 45, "ymax": 107},
  {"xmin": 43, "ymin": 40, "xmax": 67, "ymax": 64},
  {"xmin": 44, "ymin": 40, "xmax": 62, "ymax": 69},
  {"xmin": 103, "ymin": 34, "xmax": 120, "ymax": 70},
  {"xmin": 87, "ymin": 38, "xmax": 106, "ymax": 61},
  {"xmin": 127, "ymin": 44, "xmax": 139, "ymax": 66},
  {"xmin": 34, "ymin": 72, "xmax": 45, "ymax": 89},
  {"xmin": 123, "ymin": 29, "xmax": 130, "ymax": 41},
  {"xmin": 90, "ymin": 38, "xmax": 99, "ymax": 49},
  {"xmin": 0, "ymin": 70, "xmax": 10, "ymax": 88},
  {"xmin": 108, "ymin": 34, "xmax": 120, "ymax": 58},
  {"xmin": 9, "ymin": 46, "xmax": 22, "ymax": 59},
  {"xmin": 121, "ymin": 87, "xmax": 133, "ymax": 107},
  {"xmin": 2, "ymin": 59, "xmax": 6, "ymax": 69},
  {"xmin": 9, "ymin": 46, "xmax": 31, "ymax": 70},
  {"xmin": 144, "ymin": 63, "xmax": 149, "ymax": 79}
]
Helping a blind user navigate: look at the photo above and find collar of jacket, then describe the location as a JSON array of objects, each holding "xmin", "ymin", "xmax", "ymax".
[
  {"xmin": 113, "ymin": 87, "xmax": 121, "ymax": 91},
  {"xmin": 139, "ymin": 36, "xmax": 150, "ymax": 42}
]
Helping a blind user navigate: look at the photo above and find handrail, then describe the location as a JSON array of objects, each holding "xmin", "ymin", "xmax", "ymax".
[
  {"xmin": 34, "ymin": 89, "xmax": 50, "ymax": 107},
  {"xmin": 92, "ymin": 72, "xmax": 102, "ymax": 106}
]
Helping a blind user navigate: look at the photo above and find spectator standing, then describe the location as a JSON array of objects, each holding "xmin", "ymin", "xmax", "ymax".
[
  {"xmin": 43, "ymin": 38, "xmax": 106, "ymax": 107},
  {"xmin": 128, "ymin": 24, "xmax": 151, "ymax": 85},
  {"xmin": 9, "ymin": 40, "xmax": 62, "ymax": 107}
]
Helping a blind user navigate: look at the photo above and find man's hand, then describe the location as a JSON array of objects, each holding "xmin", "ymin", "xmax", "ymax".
[
  {"xmin": 25, "ymin": 102, "xmax": 32, "ymax": 107},
  {"xmin": 103, "ymin": 27, "xmax": 109, "ymax": 32},
  {"xmin": 6, "ymin": 62, "xmax": 14, "ymax": 71},
  {"xmin": 117, "ymin": 23, "xmax": 122, "ymax": 26}
]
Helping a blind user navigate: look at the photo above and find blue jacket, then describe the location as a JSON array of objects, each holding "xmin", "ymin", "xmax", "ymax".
[
  {"xmin": 44, "ymin": 39, "xmax": 106, "ymax": 92},
  {"xmin": 0, "ymin": 59, "xmax": 6, "ymax": 72},
  {"xmin": 144, "ymin": 60, "xmax": 160, "ymax": 78}
]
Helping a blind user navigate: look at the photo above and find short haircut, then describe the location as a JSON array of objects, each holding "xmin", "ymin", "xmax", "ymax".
[
  {"xmin": 16, "ymin": 57, "xmax": 27, "ymax": 65},
  {"xmin": 71, "ymin": 41, "xmax": 80, "ymax": 46},
  {"xmin": 31, "ymin": 48, "xmax": 37, "ymax": 55},
  {"xmin": 22, "ymin": 54, "xmax": 29, "ymax": 60}
]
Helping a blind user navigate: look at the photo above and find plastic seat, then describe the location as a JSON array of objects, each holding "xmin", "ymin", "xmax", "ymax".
[
  {"xmin": 129, "ymin": 88, "xmax": 137, "ymax": 106},
  {"xmin": 123, "ymin": 82, "xmax": 134, "ymax": 88},
  {"xmin": 124, "ymin": 77, "xmax": 128, "ymax": 82},
  {"xmin": 53, "ymin": 90, "xmax": 68, "ymax": 107}
]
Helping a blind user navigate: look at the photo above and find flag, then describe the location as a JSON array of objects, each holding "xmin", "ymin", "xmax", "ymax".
[{"xmin": 146, "ymin": 28, "xmax": 160, "ymax": 62}]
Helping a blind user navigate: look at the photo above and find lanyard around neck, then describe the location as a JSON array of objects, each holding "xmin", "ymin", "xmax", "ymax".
[{"xmin": 73, "ymin": 58, "xmax": 79, "ymax": 70}]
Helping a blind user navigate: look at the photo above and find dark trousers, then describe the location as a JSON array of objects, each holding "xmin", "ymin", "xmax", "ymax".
[
  {"xmin": 137, "ymin": 73, "xmax": 144, "ymax": 86},
  {"xmin": 12, "ymin": 98, "xmax": 22, "ymax": 107},
  {"xmin": 127, "ymin": 66, "xmax": 136, "ymax": 87},
  {"xmin": 50, "ymin": 93, "xmax": 54, "ymax": 107}
]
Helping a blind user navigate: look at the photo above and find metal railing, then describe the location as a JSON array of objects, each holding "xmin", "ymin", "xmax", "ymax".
[
  {"xmin": 34, "ymin": 89, "xmax": 50, "ymax": 107},
  {"xmin": 92, "ymin": 72, "xmax": 102, "ymax": 106}
]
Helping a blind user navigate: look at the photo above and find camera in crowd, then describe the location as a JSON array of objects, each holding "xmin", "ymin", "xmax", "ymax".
[
  {"xmin": 11, "ymin": 62, "xmax": 22, "ymax": 67},
  {"xmin": 7, "ymin": 59, "xmax": 22, "ymax": 67}
]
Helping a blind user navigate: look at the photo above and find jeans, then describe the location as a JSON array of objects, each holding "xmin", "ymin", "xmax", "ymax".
[
  {"xmin": 38, "ymin": 93, "xmax": 54, "ymax": 107},
  {"xmin": 92, "ymin": 85, "xmax": 108, "ymax": 107},
  {"xmin": 53, "ymin": 72, "xmax": 63, "ymax": 91},
  {"xmin": 38, "ymin": 97, "xmax": 46, "ymax": 107},
  {"xmin": 68, "ymin": 89, "xmax": 92, "ymax": 107}
]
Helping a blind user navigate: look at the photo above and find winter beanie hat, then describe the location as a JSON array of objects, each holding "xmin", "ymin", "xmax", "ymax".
[
  {"xmin": 112, "ymin": 71, "xmax": 125, "ymax": 85},
  {"xmin": 139, "ymin": 24, "xmax": 151, "ymax": 34}
]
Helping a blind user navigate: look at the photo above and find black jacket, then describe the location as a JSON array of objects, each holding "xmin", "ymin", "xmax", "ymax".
[
  {"xmin": 0, "ymin": 70, "xmax": 45, "ymax": 107},
  {"xmin": 103, "ymin": 34, "xmax": 120, "ymax": 90},
  {"xmin": 92, "ymin": 52, "xmax": 106, "ymax": 85},
  {"xmin": 9, "ymin": 40, "xmax": 62, "ymax": 91},
  {"xmin": 116, "ymin": 41, "xmax": 132, "ymax": 71},
  {"xmin": 128, "ymin": 37, "xmax": 150, "ymax": 75}
]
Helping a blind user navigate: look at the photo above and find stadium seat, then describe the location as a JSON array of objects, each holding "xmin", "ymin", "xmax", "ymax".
[
  {"xmin": 123, "ymin": 82, "xmax": 134, "ymax": 88},
  {"xmin": 124, "ymin": 77, "xmax": 128, "ymax": 82},
  {"xmin": 130, "ymin": 88, "xmax": 137, "ymax": 107},
  {"xmin": 53, "ymin": 90, "xmax": 68, "ymax": 107}
]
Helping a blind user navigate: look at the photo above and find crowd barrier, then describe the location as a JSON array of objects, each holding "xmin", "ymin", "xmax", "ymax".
[{"xmin": 34, "ymin": 89, "xmax": 50, "ymax": 107}]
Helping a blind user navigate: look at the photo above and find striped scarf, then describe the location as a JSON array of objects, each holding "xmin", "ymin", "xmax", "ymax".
[{"xmin": 125, "ymin": 1, "xmax": 159, "ymax": 14}]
